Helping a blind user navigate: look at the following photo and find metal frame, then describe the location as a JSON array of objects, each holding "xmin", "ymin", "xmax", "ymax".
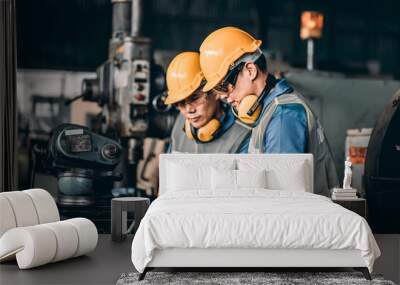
[{"xmin": 138, "ymin": 267, "xmax": 371, "ymax": 281}]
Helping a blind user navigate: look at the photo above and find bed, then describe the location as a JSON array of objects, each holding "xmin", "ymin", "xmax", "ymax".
[{"xmin": 131, "ymin": 154, "xmax": 380, "ymax": 280}]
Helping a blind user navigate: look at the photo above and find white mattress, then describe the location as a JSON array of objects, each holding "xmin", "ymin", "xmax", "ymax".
[{"xmin": 131, "ymin": 190, "xmax": 380, "ymax": 273}]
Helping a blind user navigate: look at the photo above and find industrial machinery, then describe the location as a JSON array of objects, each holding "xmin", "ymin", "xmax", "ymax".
[
  {"xmin": 33, "ymin": 123, "xmax": 123, "ymax": 206},
  {"xmin": 80, "ymin": 0, "xmax": 152, "ymax": 190},
  {"xmin": 31, "ymin": 0, "xmax": 176, "ymax": 233},
  {"xmin": 43, "ymin": 0, "xmax": 176, "ymax": 231},
  {"xmin": 31, "ymin": 123, "xmax": 125, "ymax": 232},
  {"xmin": 365, "ymin": 89, "xmax": 400, "ymax": 233},
  {"xmin": 67, "ymin": 0, "xmax": 174, "ymax": 191}
]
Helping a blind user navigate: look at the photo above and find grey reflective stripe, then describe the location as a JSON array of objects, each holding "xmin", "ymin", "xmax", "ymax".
[
  {"xmin": 171, "ymin": 114, "xmax": 251, "ymax": 154},
  {"xmin": 248, "ymin": 97, "xmax": 279, "ymax": 153},
  {"xmin": 170, "ymin": 114, "xmax": 185, "ymax": 152},
  {"xmin": 249, "ymin": 93, "xmax": 314, "ymax": 153}
]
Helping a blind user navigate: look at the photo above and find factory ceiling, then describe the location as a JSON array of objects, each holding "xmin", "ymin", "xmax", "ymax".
[{"xmin": 17, "ymin": 0, "xmax": 400, "ymax": 78}]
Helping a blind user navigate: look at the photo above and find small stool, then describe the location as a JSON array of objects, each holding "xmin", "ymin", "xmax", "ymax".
[{"xmin": 111, "ymin": 197, "xmax": 150, "ymax": 242}]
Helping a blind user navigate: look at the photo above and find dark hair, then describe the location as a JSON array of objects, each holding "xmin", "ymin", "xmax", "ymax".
[{"xmin": 254, "ymin": 53, "xmax": 267, "ymax": 73}]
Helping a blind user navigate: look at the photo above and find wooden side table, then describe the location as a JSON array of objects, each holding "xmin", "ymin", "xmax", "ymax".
[
  {"xmin": 111, "ymin": 197, "xmax": 150, "ymax": 242},
  {"xmin": 332, "ymin": 198, "xmax": 367, "ymax": 218}
]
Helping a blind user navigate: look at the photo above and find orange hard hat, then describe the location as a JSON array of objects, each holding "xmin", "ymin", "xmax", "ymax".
[
  {"xmin": 165, "ymin": 52, "xmax": 205, "ymax": 105},
  {"xmin": 199, "ymin": 26, "xmax": 262, "ymax": 92}
]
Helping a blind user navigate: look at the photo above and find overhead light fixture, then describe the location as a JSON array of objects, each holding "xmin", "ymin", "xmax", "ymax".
[{"xmin": 300, "ymin": 11, "xmax": 324, "ymax": 71}]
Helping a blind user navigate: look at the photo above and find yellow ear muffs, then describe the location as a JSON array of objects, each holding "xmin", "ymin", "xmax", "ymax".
[
  {"xmin": 236, "ymin": 94, "xmax": 262, "ymax": 124},
  {"xmin": 196, "ymin": 118, "xmax": 221, "ymax": 142},
  {"xmin": 184, "ymin": 119, "xmax": 195, "ymax": 140},
  {"xmin": 184, "ymin": 118, "xmax": 221, "ymax": 142}
]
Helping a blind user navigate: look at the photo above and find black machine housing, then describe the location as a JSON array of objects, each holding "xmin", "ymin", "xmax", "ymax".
[
  {"xmin": 365, "ymin": 89, "xmax": 400, "ymax": 233},
  {"xmin": 47, "ymin": 124, "xmax": 122, "ymax": 172},
  {"xmin": 37, "ymin": 124, "xmax": 123, "ymax": 206},
  {"xmin": 33, "ymin": 124, "xmax": 124, "ymax": 233}
]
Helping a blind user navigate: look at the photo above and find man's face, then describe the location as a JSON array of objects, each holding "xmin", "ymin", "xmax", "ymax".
[
  {"xmin": 176, "ymin": 90, "xmax": 219, "ymax": 129},
  {"xmin": 214, "ymin": 62, "xmax": 256, "ymax": 110}
]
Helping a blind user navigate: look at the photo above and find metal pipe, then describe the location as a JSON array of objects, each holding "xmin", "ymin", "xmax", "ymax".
[
  {"xmin": 111, "ymin": 0, "xmax": 132, "ymax": 38},
  {"xmin": 307, "ymin": 38, "xmax": 314, "ymax": 71},
  {"xmin": 131, "ymin": 0, "xmax": 143, "ymax": 37}
]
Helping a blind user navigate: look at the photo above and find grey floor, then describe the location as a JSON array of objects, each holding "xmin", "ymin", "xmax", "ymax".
[
  {"xmin": 0, "ymin": 235, "xmax": 134, "ymax": 285},
  {"xmin": 374, "ymin": 234, "xmax": 400, "ymax": 284},
  {"xmin": 1, "ymin": 234, "xmax": 399, "ymax": 285}
]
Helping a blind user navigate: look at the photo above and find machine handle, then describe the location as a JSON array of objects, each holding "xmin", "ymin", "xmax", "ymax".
[{"xmin": 64, "ymin": 94, "xmax": 85, "ymax": 106}]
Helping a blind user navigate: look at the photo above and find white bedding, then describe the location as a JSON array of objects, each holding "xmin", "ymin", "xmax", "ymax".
[{"xmin": 131, "ymin": 190, "xmax": 380, "ymax": 273}]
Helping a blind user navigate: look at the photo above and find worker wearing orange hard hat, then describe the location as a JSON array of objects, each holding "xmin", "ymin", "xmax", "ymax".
[
  {"xmin": 199, "ymin": 27, "xmax": 338, "ymax": 196},
  {"xmin": 165, "ymin": 51, "xmax": 250, "ymax": 153}
]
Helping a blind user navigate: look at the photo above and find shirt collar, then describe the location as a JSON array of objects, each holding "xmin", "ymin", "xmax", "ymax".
[
  {"xmin": 213, "ymin": 103, "xmax": 235, "ymax": 139},
  {"xmin": 251, "ymin": 78, "xmax": 293, "ymax": 126},
  {"xmin": 261, "ymin": 78, "xmax": 293, "ymax": 108}
]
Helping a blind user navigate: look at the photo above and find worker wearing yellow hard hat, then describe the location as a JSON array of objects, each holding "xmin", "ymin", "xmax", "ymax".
[
  {"xmin": 199, "ymin": 27, "xmax": 338, "ymax": 196},
  {"xmin": 165, "ymin": 51, "xmax": 251, "ymax": 153}
]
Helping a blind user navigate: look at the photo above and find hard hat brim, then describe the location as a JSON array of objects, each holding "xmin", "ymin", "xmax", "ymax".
[
  {"xmin": 164, "ymin": 92, "xmax": 192, "ymax": 105},
  {"xmin": 165, "ymin": 71, "xmax": 205, "ymax": 105}
]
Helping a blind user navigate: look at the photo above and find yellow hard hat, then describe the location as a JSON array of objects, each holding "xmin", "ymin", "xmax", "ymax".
[
  {"xmin": 165, "ymin": 52, "xmax": 205, "ymax": 105},
  {"xmin": 199, "ymin": 26, "xmax": 262, "ymax": 92}
]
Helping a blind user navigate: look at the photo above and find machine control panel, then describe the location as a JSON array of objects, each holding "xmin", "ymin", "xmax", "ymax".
[
  {"xmin": 131, "ymin": 59, "xmax": 150, "ymax": 105},
  {"xmin": 65, "ymin": 129, "xmax": 92, "ymax": 153},
  {"xmin": 56, "ymin": 126, "xmax": 122, "ymax": 169}
]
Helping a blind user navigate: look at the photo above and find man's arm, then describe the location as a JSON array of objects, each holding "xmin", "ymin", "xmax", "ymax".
[{"xmin": 263, "ymin": 104, "xmax": 308, "ymax": 153}]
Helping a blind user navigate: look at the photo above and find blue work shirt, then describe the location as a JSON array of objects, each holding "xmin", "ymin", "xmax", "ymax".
[{"xmin": 241, "ymin": 78, "xmax": 308, "ymax": 153}]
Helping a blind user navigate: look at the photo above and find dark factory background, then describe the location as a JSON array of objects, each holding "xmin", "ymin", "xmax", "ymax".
[
  {"xmin": 17, "ymin": 0, "xmax": 400, "ymax": 77},
  {"xmin": 12, "ymin": 0, "xmax": 400, "ymax": 234},
  {"xmin": 0, "ymin": 1, "xmax": 398, "ymax": 281}
]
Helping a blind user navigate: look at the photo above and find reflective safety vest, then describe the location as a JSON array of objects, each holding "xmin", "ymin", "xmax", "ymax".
[
  {"xmin": 248, "ymin": 92, "xmax": 339, "ymax": 196},
  {"xmin": 170, "ymin": 114, "xmax": 251, "ymax": 153}
]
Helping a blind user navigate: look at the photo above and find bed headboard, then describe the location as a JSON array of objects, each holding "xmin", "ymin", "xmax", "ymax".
[{"xmin": 159, "ymin": 154, "xmax": 314, "ymax": 196}]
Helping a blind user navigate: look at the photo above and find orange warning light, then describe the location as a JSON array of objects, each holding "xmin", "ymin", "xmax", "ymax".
[{"xmin": 300, "ymin": 11, "xmax": 324, "ymax": 39}]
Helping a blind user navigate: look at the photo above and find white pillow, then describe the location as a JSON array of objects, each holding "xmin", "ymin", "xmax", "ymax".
[
  {"xmin": 211, "ymin": 168, "xmax": 236, "ymax": 190},
  {"xmin": 211, "ymin": 168, "xmax": 267, "ymax": 190},
  {"xmin": 236, "ymin": 169, "xmax": 267, "ymax": 189},
  {"xmin": 266, "ymin": 161, "xmax": 307, "ymax": 191},
  {"xmin": 237, "ymin": 159, "xmax": 308, "ymax": 192},
  {"xmin": 167, "ymin": 162, "xmax": 208, "ymax": 191},
  {"xmin": 167, "ymin": 159, "xmax": 235, "ymax": 192}
]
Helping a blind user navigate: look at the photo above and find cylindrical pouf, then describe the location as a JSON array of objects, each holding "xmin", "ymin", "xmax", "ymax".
[
  {"xmin": 0, "ymin": 191, "xmax": 39, "ymax": 227},
  {"xmin": 23, "ymin": 189, "xmax": 60, "ymax": 223},
  {"xmin": 65, "ymin": 218, "xmax": 98, "ymax": 257},
  {"xmin": 0, "ymin": 226, "xmax": 57, "ymax": 269},
  {"xmin": 42, "ymin": 221, "xmax": 79, "ymax": 262},
  {"xmin": 0, "ymin": 196, "xmax": 17, "ymax": 237},
  {"xmin": 0, "ymin": 218, "xmax": 98, "ymax": 269}
]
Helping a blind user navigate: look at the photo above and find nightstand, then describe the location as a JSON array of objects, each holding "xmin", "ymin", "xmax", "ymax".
[
  {"xmin": 111, "ymin": 197, "xmax": 150, "ymax": 242},
  {"xmin": 332, "ymin": 198, "xmax": 367, "ymax": 218}
]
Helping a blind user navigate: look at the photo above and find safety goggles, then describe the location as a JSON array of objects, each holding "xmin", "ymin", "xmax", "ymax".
[
  {"xmin": 174, "ymin": 92, "xmax": 208, "ymax": 109},
  {"xmin": 213, "ymin": 62, "xmax": 245, "ymax": 93},
  {"xmin": 213, "ymin": 50, "xmax": 263, "ymax": 93}
]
